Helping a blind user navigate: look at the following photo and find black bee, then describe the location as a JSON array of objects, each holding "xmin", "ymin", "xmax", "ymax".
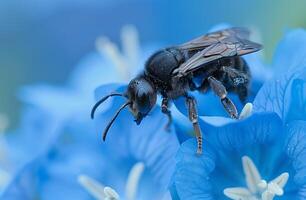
[{"xmin": 91, "ymin": 27, "xmax": 262, "ymax": 154}]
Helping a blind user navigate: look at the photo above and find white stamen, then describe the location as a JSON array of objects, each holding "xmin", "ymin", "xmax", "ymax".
[
  {"xmin": 224, "ymin": 156, "xmax": 289, "ymax": 200},
  {"xmin": 78, "ymin": 175, "xmax": 106, "ymax": 200},
  {"xmin": 95, "ymin": 25, "xmax": 140, "ymax": 81},
  {"xmin": 242, "ymin": 155, "xmax": 261, "ymax": 193},
  {"xmin": 271, "ymin": 172, "xmax": 289, "ymax": 188},
  {"xmin": 121, "ymin": 25, "xmax": 139, "ymax": 69},
  {"xmin": 223, "ymin": 187, "xmax": 253, "ymax": 200},
  {"xmin": 267, "ymin": 182, "xmax": 283, "ymax": 196},
  {"xmin": 257, "ymin": 180, "xmax": 267, "ymax": 191},
  {"xmin": 125, "ymin": 162, "xmax": 145, "ymax": 200},
  {"xmin": 95, "ymin": 36, "xmax": 128, "ymax": 80},
  {"xmin": 104, "ymin": 187, "xmax": 120, "ymax": 200},
  {"xmin": 239, "ymin": 103, "xmax": 253, "ymax": 119},
  {"xmin": 78, "ymin": 162, "xmax": 145, "ymax": 200},
  {"xmin": 261, "ymin": 190, "xmax": 274, "ymax": 200}
]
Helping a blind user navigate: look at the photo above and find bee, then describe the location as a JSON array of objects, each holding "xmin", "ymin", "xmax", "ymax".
[{"xmin": 91, "ymin": 27, "xmax": 262, "ymax": 154}]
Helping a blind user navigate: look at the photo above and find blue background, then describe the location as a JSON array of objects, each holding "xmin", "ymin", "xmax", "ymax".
[{"xmin": 1, "ymin": 0, "xmax": 306, "ymax": 127}]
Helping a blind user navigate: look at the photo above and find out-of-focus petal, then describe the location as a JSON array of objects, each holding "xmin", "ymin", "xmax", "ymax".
[
  {"xmin": 19, "ymin": 85, "xmax": 88, "ymax": 119},
  {"xmin": 69, "ymin": 53, "xmax": 121, "ymax": 93},
  {"xmin": 272, "ymin": 29, "xmax": 306, "ymax": 73}
]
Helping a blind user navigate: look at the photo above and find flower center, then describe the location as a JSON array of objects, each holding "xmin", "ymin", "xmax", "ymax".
[
  {"xmin": 224, "ymin": 156, "xmax": 289, "ymax": 200},
  {"xmin": 78, "ymin": 162, "xmax": 145, "ymax": 200}
]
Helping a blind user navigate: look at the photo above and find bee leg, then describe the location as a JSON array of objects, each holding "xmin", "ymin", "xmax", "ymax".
[
  {"xmin": 223, "ymin": 68, "xmax": 249, "ymax": 102},
  {"xmin": 161, "ymin": 97, "xmax": 172, "ymax": 131},
  {"xmin": 197, "ymin": 79, "xmax": 209, "ymax": 93},
  {"xmin": 237, "ymin": 86, "xmax": 249, "ymax": 103},
  {"xmin": 208, "ymin": 76, "xmax": 238, "ymax": 119},
  {"xmin": 221, "ymin": 64, "xmax": 250, "ymax": 103},
  {"xmin": 186, "ymin": 95, "xmax": 203, "ymax": 154}
]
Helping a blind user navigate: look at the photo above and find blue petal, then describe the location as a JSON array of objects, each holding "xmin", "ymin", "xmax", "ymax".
[
  {"xmin": 286, "ymin": 78, "xmax": 306, "ymax": 122},
  {"xmin": 18, "ymin": 85, "xmax": 90, "ymax": 119},
  {"xmin": 102, "ymin": 105, "xmax": 180, "ymax": 190},
  {"xmin": 1, "ymin": 159, "xmax": 39, "ymax": 200},
  {"xmin": 253, "ymin": 69, "xmax": 306, "ymax": 123},
  {"xmin": 285, "ymin": 120, "xmax": 306, "ymax": 186},
  {"xmin": 94, "ymin": 83, "xmax": 180, "ymax": 191},
  {"xmin": 5, "ymin": 106, "xmax": 60, "ymax": 171},
  {"xmin": 171, "ymin": 113, "xmax": 286, "ymax": 199},
  {"xmin": 2, "ymin": 119, "xmax": 127, "ymax": 200},
  {"xmin": 272, "ymin": 29, "xmax": 306, "ymax": 74},
  {"xmin": 171, "ymin": 105, "xmax": 193, "ymax": 144},
  {"xmin": 170, "ymin": 139, "xmax": 216, "ymax": 200},
  {"xmin": 128, "ymin": 106, "xmax": 179, "ymax": 189},
  {"xmin": 69, "ymin": 52, "xmax": 121, "ymax": 91},
  {"xmin": 201, "ymin": 112, "xmax": 283, "ymax": 150},
  {"xmin": 254, "ymin": 29, "xmax": 306, "ymax": 122}
]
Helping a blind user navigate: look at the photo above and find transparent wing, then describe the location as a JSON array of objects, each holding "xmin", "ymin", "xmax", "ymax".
[{"xmin": 173, "ymin": 27, "xmax": 262, "ymax": 77}]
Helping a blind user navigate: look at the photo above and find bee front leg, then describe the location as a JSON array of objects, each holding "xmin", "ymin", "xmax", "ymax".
[
  {"xmin": 208, "ymin": 76, "xmax": 238, "ymax": 119},
  {"xmin": 185, "ymin": 95, "xmax": 203, "ymax": 154},
  {"xmin": 161, "ymin": 97, "xmax": 172, "ymax": 131}
]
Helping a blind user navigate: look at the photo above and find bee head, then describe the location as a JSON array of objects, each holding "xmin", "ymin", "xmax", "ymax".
[
  {"xmin": 91, "ymin": 75, "xmax": 156, "ymax": 141},
  {"xmin": 126, "ymin": 76, "xmax": 157, "ymax": 125}
]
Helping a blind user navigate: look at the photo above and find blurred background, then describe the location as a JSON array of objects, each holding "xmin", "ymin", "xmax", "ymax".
[{"xmin": 1, "ymin": 0, "xmax": 306, "ymax": 129}]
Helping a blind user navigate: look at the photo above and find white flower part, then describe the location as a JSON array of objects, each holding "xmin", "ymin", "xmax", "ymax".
[
  {"xmin": 95, "ymin": 25, "xmax": 140, "ymax": 81},
  {"xmin": 125, "ymin": 162, "xmax": 145, "ymax": 200},
  {"xmin": 224, "ymin": 156, "xmax": 289, "ymax": 200},
  {"xmin": 239, "ymin": 103, "xmax": 253, "ymax": 120},
  {"xmin": 78, "ymin": 175, "xmax": 120, "ymax": 200},
  {"xmin": 96, "ymin": 36, "xmax": 128, "ymax": 80},
  {"xmin": 224, "ymin": 187, "xmax": 255, "ymax": 200},
  {"xmin": 78, "ymin": 162, "xmax": 145, "ymax": 200},
  {"xmin": 242, "ymin": 156, "xmax": 262, "ymax": 193},
  {"xmin": 104, "ymin": 187, "xmax": 120, "ymax": 200},
  {"xmin": 121, "ymin": 25, "xmax": 139, "ymax": 69}
]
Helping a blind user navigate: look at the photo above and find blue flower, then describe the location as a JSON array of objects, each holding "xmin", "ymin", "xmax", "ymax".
[
  {"xmin": 88, "ymin": 82, "xmax": 180, "ymax": 199},
  {"xmin": 170, "ymin": 29, "xmax": 306, "ymax": 200},
  {"xmin": 253, "ymin": 29, "xmax": 306, "ymax": 123},
  {"xmin": 171, "ymin": 113, "xmax": 306, "ymax": 199},
  {"xmin": 1, "ymin": 26, "xmax": 178, "ymax": 200}
]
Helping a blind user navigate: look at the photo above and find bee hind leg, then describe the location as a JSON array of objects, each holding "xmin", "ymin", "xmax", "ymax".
[
  {"xmin": 161, "ymin": 97, "xmax": 172, "ymax": 131},
  {"xmin": 185, "ymin": 95, "xmax": 203, "ymax": 154},
  {"xmin": 221, "ymin": 60, "xmax": 250, "ymax": 103},
  {"xmin": 208, "ymin": 76, "xmax": 238, "ymax": 119}
]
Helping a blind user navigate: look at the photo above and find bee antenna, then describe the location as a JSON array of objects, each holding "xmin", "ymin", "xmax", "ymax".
[
  {"xmin": 102, "ymin": 101, "xmax": 131, "ymax": 141},
  {"xmin": 91, "ymin": 93, "xmax": 125, "ymax": 119}
]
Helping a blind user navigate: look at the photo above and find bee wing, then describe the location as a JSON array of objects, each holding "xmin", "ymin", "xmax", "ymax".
[
  {"xmin": 173, "ymin": 28, "xmax": 262, "ymax": 77},
  {"xmin": 178, "ymin": 27, "xmax": 251, "ymax": 51}
]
